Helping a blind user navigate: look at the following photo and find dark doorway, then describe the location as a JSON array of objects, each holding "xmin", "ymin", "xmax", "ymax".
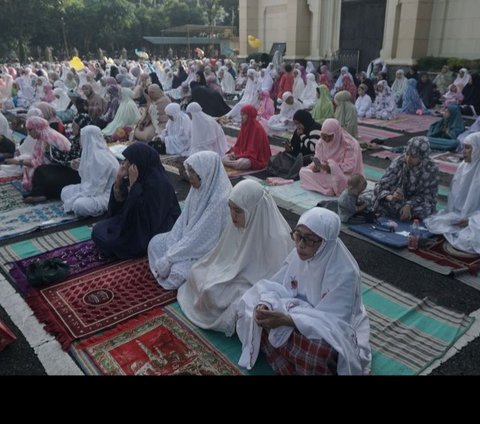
[{"xmin": 340, "ymin": 0, "xmax": 387, "ymax": 73}]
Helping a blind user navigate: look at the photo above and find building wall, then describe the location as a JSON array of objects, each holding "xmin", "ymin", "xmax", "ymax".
[
  {"xmin": 427, "ymin": 0, "xmax": 480, "ymax": 59},
  {"xmin": 259, "ymin": 0, "xmax": 288, "ymax": 52},
  {"xmin": 240, "ymin": 0, "xmax": 480, "ymax": 64}
]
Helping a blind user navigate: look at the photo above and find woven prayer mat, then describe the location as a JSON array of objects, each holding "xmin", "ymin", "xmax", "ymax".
[
  {"xmin": 359, "ymin": 114, "xmax": 441, "ymax": 133},
  {"xmin": 369, "ymin": 150, "xmax": 402, "ymax": 161},
  {"xmin": 0, "ymin": 202, "xmax": 81, "ymax": 241},
  {"xmin": 71, "ymin": 302, "xmax": 274, "ymax": 376},
  {"xmin": 0, "ymin": 225, "xmax": 92, "ymax": 270},
  {"xmin": 245, "ymin": 176, "xmax": 376, "ymax": 216},
  {"xmin": 342, "ymin": 226, "xmax": 480, "ymax": 290},
  {"xmin": 71, "ymin": 275, "xmax": 473, "ymax": 376},
  {"xmin": 10, "ymin": 179, "xmax": 29, "ymax": 195},
  {"xmin": 27, "ymin": 257, "xmax": 176, "ymax": 349},
  {"xmin": 413, "ymin": 237, "xmax": 480, "ymax": 291},
  {"xmin": 0, "ymin": 175, "xmax": 21, "ymax": 184},
  {"xmin": 7, "ymin": 240, "xmax": 115, "ymax": 295},
  {"xmin": 70, "ymin": 307, "xmax": 243, "ymax": 376},
  {"xmin": 357, "ymin": 125, "xmax": 402, "ymax": 143},
  {"xmin": 431, "ymin": 152, "xmax": 462, "ymax": 176},
  {"xmin": 0, "ymin": 182, "xmax": 25, "ymax": 213},
  {"xmin": 362, "ymin": 272, "xmax": 474, "ymax": 375}
]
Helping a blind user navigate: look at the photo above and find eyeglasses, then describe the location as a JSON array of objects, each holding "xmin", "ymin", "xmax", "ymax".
[{"xmin": 290, "ymin": 230, "xmax": 322, "ymax": 247}]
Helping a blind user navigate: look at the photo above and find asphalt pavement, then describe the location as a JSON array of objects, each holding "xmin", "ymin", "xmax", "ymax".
[{"xmin": 1, "ymin": 171, "xmax": 480, "ymax": 375}]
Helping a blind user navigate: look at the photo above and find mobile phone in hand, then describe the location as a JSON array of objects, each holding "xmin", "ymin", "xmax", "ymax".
[{"xmin": 312, "ymin": 157, "xmax": 321, "ymax": 168}]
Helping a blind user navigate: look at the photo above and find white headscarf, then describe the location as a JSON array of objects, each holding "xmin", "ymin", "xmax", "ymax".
[
  {"xmin": 293, "ymin": 69, "xmax": 306, "ymax": 99},
  {"xmin": 177, "ymin": 179, "xmax": 294, "ymax": 336},
  {"xmin": 425, "ymin": 134, "xmax": 480, "ymax": 253},
  {"xmin": 306, "ymin": 61, "xmax": 316, "ymax": 74},
  {"xmin": 446, "ymin": 133, "xmax": 480, "ymax": 217},
  {"xmin": 260, "ymin": 67, "xmax": 274, "ymax": 93},
  {"xmin": 220, "ymin": 66, "xmax": 236, "ymax": 94},
  {"xmin": 391, "ymin": 69, "xmax": 408, "ymax": 101},
  {"xmin": 237, "ymin": 207, "xmax": 371, "ymax": 375},
  {"xmin": 241, "ymin": 69, "xmax": 260, "ymax": 104},
  {"xmin": 454, "ymin": 68, "xmax": 470, "ymax": 89},
  {"xmin": 163, "ymin": 102, "xmax": 192, "ymax": 155},
  {"xmin": 0, "ymin": 112, "xmax": 12, "ymax": 139},
  {"xmin": 63, "ymin": 126, "xmax": 119, "ymax": 211},
  {"xmin": 149, "ymin": 151, "xmax": 232, "ymax": 284},
  {"xmin": 300, "ymin": 73, "xmax": 318, "ymax": 108},
  {"xmin": 186, "ymin": 102, "xmax": 227, "ymax": 157},
  {"xmin": 51, "ymin": 87, "xmax": 71, "ymax": 111}
]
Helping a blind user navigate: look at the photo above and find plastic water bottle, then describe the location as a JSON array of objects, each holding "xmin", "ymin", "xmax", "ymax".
[{"xmin": 408, "ymin": 219, "xmax": 420, "ymax": 251}]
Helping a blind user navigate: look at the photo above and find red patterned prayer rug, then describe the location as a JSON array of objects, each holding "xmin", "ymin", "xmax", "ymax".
[
  {"xmin": 71, "ymin": 308, "xmax": 241, "ymax": 375},
  {"xmin": 0, "ymin": 176, "xmax": 21, "ymax": 184},
  {"xmin": 27, "ymin": 258, "xmax": 177, "ymax": 349},
  {"xmin": 415, "ymin": 236, "xmax": 480, "ymax": 276}
]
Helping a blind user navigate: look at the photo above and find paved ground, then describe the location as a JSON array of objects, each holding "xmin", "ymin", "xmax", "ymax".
[
  {"xmin": 1, "ymin": 170, "xmax": 480, "ymax": 375},
  {"xmin": 1, "ymin": 109, "xmax": 479, "ymax": 375}
]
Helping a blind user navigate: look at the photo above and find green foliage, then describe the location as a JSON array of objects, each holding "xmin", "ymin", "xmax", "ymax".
[
  {"xmin": 447, "ymin": 57, "xmax": 480, "ymax": 72},
  {"xmin": 417, "ymin": 56, "xmax": 480, "ymax": 72},
  {"xmin": 0, "ymin": 0, "xmax": 239, "ymax": 62},
  {"xmin": 416, "ymin": 57, "xmax": 448, "ymax": 71}
]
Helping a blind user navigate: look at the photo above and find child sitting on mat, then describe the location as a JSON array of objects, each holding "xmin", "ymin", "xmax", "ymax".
[{"xmin": 318, "ymin": 174, "xmax": 372, "ymax": 224}]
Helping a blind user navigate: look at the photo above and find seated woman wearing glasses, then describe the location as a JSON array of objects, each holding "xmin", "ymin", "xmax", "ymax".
[
  {"xmin": 148, "ymin": 151, "xmax": 232, "ymax": 290},
  {"xmin": 236, "ymin": 207, "xmax": 372, "ymax": 375},
  {"xmin": 177, "ymin": 179, "xmax": 293, "ymax": 336},
  {"xmin": 299, "ymin": 118, "xmax": 364, "ymax": 196}
]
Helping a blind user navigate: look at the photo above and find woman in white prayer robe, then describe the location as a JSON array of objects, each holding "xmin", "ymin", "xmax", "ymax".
[
  {"xmin": 236, "ymin": 207, "xmax": 372, "ymax": 375},
  {"xmin": 160, "ymin": 103, "xmax": 192, "ymax": 156},
  {"xmin": 425, "ymin": 133, "xmax": 480, "ymax": 254},
  {"xmin": 225, "ymin": 69, "xmax": 260, "ymax": 122},
  {"xmin": 51, "ymin": 87, "xmax": 71, "ymax": 112},
  {"xmin": 148, "ymin": 151, "xmax": 232, "ymax": 290},
  {"xmin": 292, "ymin": 69, "xmax": 305, "ymax": 101},
  {"xmin": 186, "ymin": 102, "xmax": 228, "ymax": 157},
  {"xmin": 177, "ymin": 179, "xmax": 294, "ymax": 336},
  {"xmin": 299, "ymin": 73, "xmax": 319, "ymax": 109},
  {"xmin": 0, "ymin": 108, "xmax": 41, "ymax": 177},
  {"xmin": 267, "ymin": 92, "xmax": 301, "ymax": 133},
  {"xmin": 61, "ymin": 125, "xmax": 119, "ymax": 217},
  {"xmin": 219, "ymin": 66, "xmax": 236, "ymax": 95}
]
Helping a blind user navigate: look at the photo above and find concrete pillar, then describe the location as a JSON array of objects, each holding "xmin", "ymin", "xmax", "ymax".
[
  {"xmin": 239, "ymin": 0, "xmax": 259, "ymax": 58},
  {"xmin": 285, "ymin": 0, "xmax": 312, "ymax": 60},
  {"xmin": 307, "ymin": 0, "xmax": 342, "ymax": 61},
  {"xmin": 382, "ymin": 0, "xmax": 434, "ymax": 65}
]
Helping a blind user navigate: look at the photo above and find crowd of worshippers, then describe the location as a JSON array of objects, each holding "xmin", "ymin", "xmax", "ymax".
[{"xmin": 0, "ymin": 55, "xmax": 480, "ymax": 375}]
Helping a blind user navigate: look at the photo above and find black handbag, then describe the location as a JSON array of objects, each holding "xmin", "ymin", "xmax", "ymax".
[
  {"xmin": 267, "ymin": 152, "xmax": 304, "ymax": 180},
  {"xmin": 26, "ymin": 258, "xmax": 70, "ymax": 288}
]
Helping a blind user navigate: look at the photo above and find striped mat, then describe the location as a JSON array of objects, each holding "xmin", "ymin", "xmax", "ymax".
[
  {"xmin": 359, "ymin": 114, "xmax": 441, "ymax": 133},
  {"xmin": 358, "ymin": 125, "xmax": 402, "ymax": 143},
  {"xmin": 0, "ymin": 226, "xmax": 92, "ymax": 273},
  {"xmin": 71, "ymin": 276, "xmax": 474, "ymax": 375},
  {"xmin": 362, "ymin": 272, "xmax": 473, "ymax": 375},
  {"xmin": 0, "ymin": 227, "xmax": 472, "ymax": 375}
]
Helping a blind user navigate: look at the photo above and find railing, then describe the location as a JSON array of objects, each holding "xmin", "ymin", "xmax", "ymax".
[{"xmin": 329, "ymin": 49, "xmax": 360, "ymax": 75}]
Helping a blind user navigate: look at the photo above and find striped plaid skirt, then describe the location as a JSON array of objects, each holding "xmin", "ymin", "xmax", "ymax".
[{"xmin": 261, "ymin": 330, "xmax": 338, "ymax": 375}]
